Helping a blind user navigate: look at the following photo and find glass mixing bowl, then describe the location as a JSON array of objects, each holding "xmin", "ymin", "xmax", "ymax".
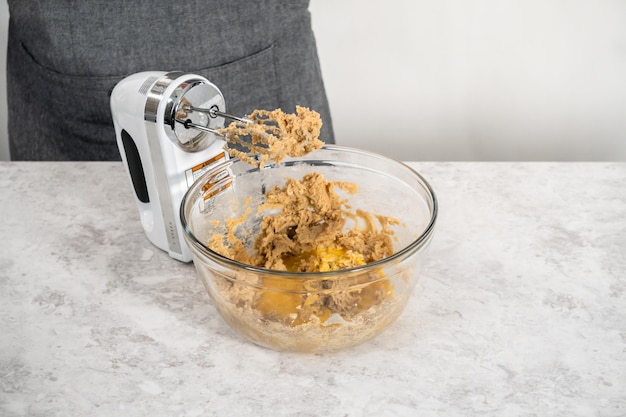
[{"xmin": 180, "ymin": 145, "xmax": 437, "ymax": 353}]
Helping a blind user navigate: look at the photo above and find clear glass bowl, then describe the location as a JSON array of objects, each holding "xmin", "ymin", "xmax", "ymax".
[{"xmin": 181, "ymin": 145, "xmax": 437, "ymax": 353}]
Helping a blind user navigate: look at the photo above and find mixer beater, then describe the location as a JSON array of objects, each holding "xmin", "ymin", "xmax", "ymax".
[{"xmin": 177, "ymin": 103, "xmax": 323, "ymax": 167}]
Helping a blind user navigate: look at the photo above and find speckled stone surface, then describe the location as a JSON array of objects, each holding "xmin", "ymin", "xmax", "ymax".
[{"xmin": 0, "ymin": 162, "xmax": 625, "ymax": 417}]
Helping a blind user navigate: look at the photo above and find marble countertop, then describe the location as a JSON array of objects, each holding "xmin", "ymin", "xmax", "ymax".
[{"xmin": 1, "ymin": 161, "xmax": 625, "ymax": 417}]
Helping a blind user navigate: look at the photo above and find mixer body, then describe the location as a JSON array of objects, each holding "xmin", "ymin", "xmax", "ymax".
[{"xmin": 110, "ymin": 71, "xmax": 228, "ymax": 262}]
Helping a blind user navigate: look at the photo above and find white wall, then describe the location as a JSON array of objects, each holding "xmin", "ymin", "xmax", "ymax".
[
  {"xmin": 309, "ymin": 0, "xmax": 626, "ymax": 161},
  {"xmin": 1, "ymin": 1, "xmax": 625, "ymax": 161}
]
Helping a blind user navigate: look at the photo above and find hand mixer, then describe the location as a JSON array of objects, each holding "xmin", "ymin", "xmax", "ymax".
[{"xmin": 110, "ymin": 71, "xmax": 249, "ymax": 262}]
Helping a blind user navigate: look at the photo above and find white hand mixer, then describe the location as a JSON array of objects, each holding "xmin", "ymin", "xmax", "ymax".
[{"xmin": 111, "ymin": 71, "xmax": 243, "ymax": 262}]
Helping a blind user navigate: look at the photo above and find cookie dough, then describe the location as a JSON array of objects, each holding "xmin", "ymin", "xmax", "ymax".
[
  {"xmin": 218, "ymin": 106, "xmax": 324, "ymax": 168},
  {"xmin": 209, "ymin": 172, "xmax": 397, "ymax": 272},
  {"xmin": 207, "ymin": 172, "xmax": 400, "ymax": 327}
]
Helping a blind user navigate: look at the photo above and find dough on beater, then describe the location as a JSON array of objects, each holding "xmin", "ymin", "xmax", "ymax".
[{"xmin": 218, "ymin": 106, "xmax": 324, "ymax": 168}]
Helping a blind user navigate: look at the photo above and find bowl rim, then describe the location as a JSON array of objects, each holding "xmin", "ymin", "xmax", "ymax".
[{"xmin": 180, "ymin": 144, "xmax": 438, "ymax": 279}]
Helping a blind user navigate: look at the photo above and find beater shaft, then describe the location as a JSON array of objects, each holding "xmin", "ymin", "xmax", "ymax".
[
  {"xmin": 176, "ymin": 105, "xmax": 253, "ymax": 136},
  {"xmin": 174, "ymin": 118, "xmax": 221, "ymax": 136},
  {"xmin": 189, "ymin": 105, "xmax": 252, "ymax": 124}
]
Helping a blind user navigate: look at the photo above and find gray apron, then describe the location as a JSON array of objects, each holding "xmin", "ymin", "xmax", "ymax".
[{"xmin": 7, "ymin": 0, "xmax": 334, "ymax": 161}]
